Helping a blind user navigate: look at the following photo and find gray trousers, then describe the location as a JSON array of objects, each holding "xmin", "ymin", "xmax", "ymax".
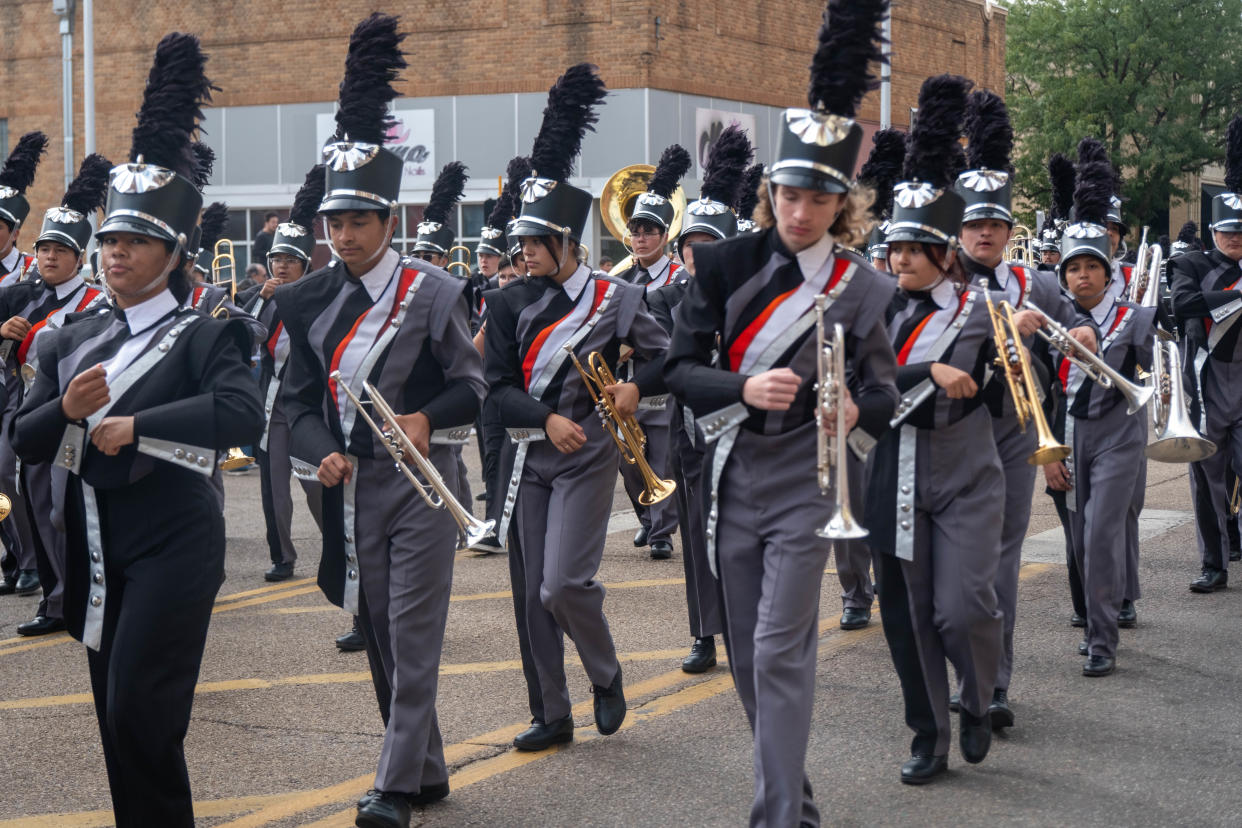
[
  {"xmin": 716, "ymin": 421, "xmax": 830, "ymax": 828},
  {"xmin": 22, "ymin": 460, "xmax": 64, "ymax": 618},
  {"xmin": 353, "ymin": 453, "xmax": 458, "ymax": 793},
  {"xmin": 517, "ymin": 425, "xmax": 622, "ymax": 722},
  {"xmin": 1067, "ymin": 413, "xmax": 1145, "ymax": 658},
  {"xmin": 1189, "ymin": 358, "xmax": 1242, "ymax": 572},
  {"xmin": 670, "ymin": 415, "xmax": 720, "ymax": 639},
  {"xmin": 892, "ymin": 409, "xmax": 1004, "ymax": 756},
  {"xmin": 834, "ymin": 454, "xmax": 874, "ymax": 610},
  {"xmin": 259, "ymin": 403, "xmax": 323, "ymax": 565},
  {"xmin": 0, "ymin": 383, "xmax": 37, "ymax": 571},
  {"xmin": 620, "ymin": 405, "xmax": 679, "ymax": 542},
  {"xmin": 989, "ymin": 413, "xmax": 1037, "ymax": 691},
  {"xmin": 1125, "ymin": 458, "xmax": 1144, "ymax": 601}
]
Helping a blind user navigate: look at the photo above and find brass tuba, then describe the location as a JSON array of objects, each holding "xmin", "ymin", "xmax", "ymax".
[
  {"xmin": 1145, "ymin": 338, "xmax": 1216, "ymax": 463},
  {"xmin": 985, "ymin": 293, "xmax": 1071, "ymax": 465},
  {"xmin": 1003, "ymin": 224, "xmax": 1036, "ymax": 267},
  {"xmin": 564, "ymin": 346, "xmax": 676, "ymax": 505},
  {"xmin": 446, "ymin": 244, "xmax": 472, "ymax": 278},
  {"xmin": 601, "ymin": 164, "xmax": 686, "ymax": 277},
  {"xmin": 814, "ymin": 297, "xmax": 867, "ymax": 539},
  {"xmin": 330, "ymin": 371, "xmax": 496, "ymax": 548}
]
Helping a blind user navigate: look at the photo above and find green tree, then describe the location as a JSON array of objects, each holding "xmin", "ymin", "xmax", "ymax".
[{"xmin": 1006, "ymin": 0, "xmax": 1242, "ymax": 228}]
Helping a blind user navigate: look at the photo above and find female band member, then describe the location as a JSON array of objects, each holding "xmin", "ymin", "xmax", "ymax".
[
  {"xmin": 12, "ymin": 34, "xmax": 262, "ymax": 827},
  {"xmin": 863, "ymin": 74, "xmax": 1004, "ymax": 786},
  {"xmin": 665, "ymin": 3, "xmax": 897, "ymax": 822}
]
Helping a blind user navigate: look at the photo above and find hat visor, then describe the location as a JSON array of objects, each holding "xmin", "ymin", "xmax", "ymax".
[
  {"xmin": 96, "ymin": 215, "xmax": 176, "ymax": 244},
  {"xmin": 1211, "ymin": 219, "xmax": 1242, "ymax": 232},
  {"xmin": 268, "ymin": 243, "xmax": 310, "ymax": 262},
  {"xmin": 509, "ymin": 219, "xmax": 572, "ymax": 239},
  {"xmin": 411, "ymin": 241, "xmax": 446, "ymax": 254},
  {"xmin": 768, "ymin": 168, "xmax": 849, "ymax": 195},
  {"xmin": 962, "ymin": 208, "xmax": 1014, "ymax": 225},
  {"xmin": 884, "ymin": 227, "xmax": 947, "ymax": 246},
  {"xmin": 476, "ymin": 242, "xmax": 505, "ymax": 257},
  {"xmin": 1057, "ymin": 248, "xmax": 1111, "ymax": 279},
  {"xmin": 319, "ymin": 195, "xmax": 390, "ymax": 214},
  {"xmin": 35, "ymin": 231, "xmax": 84, "ymax": 254}
]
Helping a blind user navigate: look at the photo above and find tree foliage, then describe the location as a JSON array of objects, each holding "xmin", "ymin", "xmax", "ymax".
[{"xmin": 1006, "ymin": 0, "xmax": 1242, "ymax": 227}]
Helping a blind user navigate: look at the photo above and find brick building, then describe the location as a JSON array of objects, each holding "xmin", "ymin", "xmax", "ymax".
[{"xmin": 0, "ymin": 0, "xmax": 1005, "ymax": 266}]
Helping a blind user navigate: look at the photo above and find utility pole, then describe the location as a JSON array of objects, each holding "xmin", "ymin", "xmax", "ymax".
[{"xmin": 53, "ymin": 0, "xmax": 76, "ymax": 188}]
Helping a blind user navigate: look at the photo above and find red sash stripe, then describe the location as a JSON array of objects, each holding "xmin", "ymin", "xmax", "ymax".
[
  {"xmin": 895, "ymin": 290, "xmax": 971, "ymax": 366},
  {"xmin": 266, "ymin": 322, "xmax": 284, "ymax": 359},
  {"xmin": 727, "ymin": 258, "xmax": 850, "ymax": 371},
  {"xmin": 521, "ymin": 279, "xmax": 609, "ymax": 390},
  {"xmin": 17, "ymin": 287, "xmax": 103, "ymax": 364},
  {"xmin": 326, "ymin": 267, "xmax": 419, "ymax": 411}
]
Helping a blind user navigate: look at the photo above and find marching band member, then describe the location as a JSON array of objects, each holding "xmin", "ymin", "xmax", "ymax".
[
  {"xmin": 279, "ymin": 15, "xmax": 484, "ymax": 826},
  {"xmin": 858, "ymin": 128, "xmax": 906, "ymax": 275},
  {"xmin": 1042, "ymin": 149, "xmax": 1156, "ymax": 677},
  {"xmin": 1037, "ymin": 153, "xmax": 1074, "ymax": 274},
  {"xmin": 245, "ymin": 164, "xmax": 326, "ymax": 582},
  {"xmin": 0, "ymin": 132, "xmax": 49, "ymax": 597},
  {"xmin": 666, "ymin": 2, "xmax": 897, "ymax": 819},
  {"xmin": 953, "ymin": 92, "xmax": 1094, "ymax": 730},
  {"xmin": 11, "ymin": 153, "xmax": 111, "ymax": 637},
  {"xmin": 612, "ymin": 143, "xmax": 691, "ymax": 560},
  {"xmin": 1170, "ymin": 113, "xmax": 1242, "ymax": 594},
  {"xmin": 0, "ymin": 132, "xmax": 46, "ymax": 286},
  {"xmin": 864, "ymin": 74, "xmax": 1002, "ymax": 784},
  {"xmin": 485, "ymin": 63, "xmax": 670, "ymax": 751},
  {"xmin": 648, "ymin": 124, "xmax": 753, "ymax": 673},
  {"xmin": 13, "ymin": 34, "xmax": 262, "ymax": 826}
]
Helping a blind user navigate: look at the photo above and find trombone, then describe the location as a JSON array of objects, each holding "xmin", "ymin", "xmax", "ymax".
[
  {"xmin": 814, "ymin": 297, "xmax": 867, "ymax": 540},
  {"xmin": 1145, "ymin": 338, "xmax": 1216, "ymax": 463},
  {"xmin": 209, "ymin": 239, "xmax": 237, "ymax": 320},
  {"xmin": 1024, "ymin": 299, "xmax": 1154, "ymax": 415},
  {"xmin": 985, "ymin": 293, "xmax": 1071, "ymax": 466},
  {"xmin": 564, "ymin": 346, "xmax": 676, "ymax": 505},
  {"xmin": 329, "ymin": 370, "xmax": 496, "ymax": 548},
  {"xmin": 446, "ymin": 244, "xmax": 472, "ymax": 278}
]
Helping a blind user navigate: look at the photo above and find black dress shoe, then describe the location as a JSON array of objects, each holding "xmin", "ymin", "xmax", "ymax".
[
  {"xmin": 632, "ymin": 526, "xmax": 650, "ymax": 547},
  {"xmin": 513, "ymin": 714, "xmax": 574, "ymax": 751},
  {"xmin": 1070, "ymin": 612, "xmax": 1086, "ymax": 628},
  {"xmin": 681, "ymin": 637, "xmax": 717, "ymax": 673},
  {"xmin": 1082, "ymin": 654, "xmax": 1115, "ymax": 677},
  {"xmin": 1078, "ymin": 640, "xmax": 1088, "ymax": 656},
  {"xmin": 336, "ymin": 617, "xmax": 365, "ymax": 652},
  {"xmin": 649, "ymin": 539, "xmax": 673, "ymax": 560},
  {"xmin": 1190, "ymin": 569, "xmax": 1228, "ymax": 593},
  {"xmin": 900, "ymin": 753, "xmax": 948, "ymax": 785},
  {"xmin": 14, "ymin": 570, "xmax": 39, "ymax": 597},
  {"xmin": 988, "ymin": 688, "xmax": 1014, "ymax": 730},
  {"xmin": 408, "ymin": 781, "xmax": 449, "ymax": 806},
  {"xmin": 1118, "ymin": 599, "xmax": 1137, "ymax": 628},
  {"xmin": 355, "ymin": 789, "xmax": 412, "ymax": 828},
  {"xmin": 467, "ymin": 533, "xmax": 505, "ymax": 554},
  {"xmin": 960, "ymin": 711, "xmax": 992, "ymax": 764},
  {"xmin": 1231, "ymin": 549, "xmax": 1241, "ymax": 562},
  {"xmin": 16, "ymin": 615, "xmax": 65, "ymax": 636},
  {"xmin": 0, "ymin": 575, "xmax": 15, "ymax": 595},
  {"xmin": 948, "ymin": 693, "xmax": 960, "ymax": 713},
  {"xmin": 840, "ymin": 607, "xmax": 871, "ymax": 630},
  {"xmin": 264, "ymin": 561, "xmax": 294, "ymax": 582},
  {"xmin": 592, "ymin": 666, "xmax": 626, "ymax": 735}
]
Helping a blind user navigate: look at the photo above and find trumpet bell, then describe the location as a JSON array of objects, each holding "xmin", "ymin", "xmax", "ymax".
[
  {"xmin": 1028, "ymin": 442, "xmax": 1072, "ymax": 466},
  {"xmin": 459, "ymin": 517, "xmax": 498, "ymax": 552},
  {"xmin": 1124, "ymin": 384, "xmax": 1155, "ymax": 416},
  {"xmin": 219, "ymin": 447, "xmax": 255, "ymax": 471},
  {"xmin": 1145, "ymin": 435, "xmax": 1216, "ymax": 463},
  {"xmin": 0, "ymin": 493, "xmax": 10, "ymax": 522},
  {"xmin": 816, "ymin": 513, "xmax": 869, "ymax": 540},
  {"xmin": 638, "ymin": 477, "xmax": 677, "ymax": 507}
]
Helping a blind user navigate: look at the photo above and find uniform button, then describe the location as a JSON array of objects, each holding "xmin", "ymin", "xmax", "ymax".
[
  {"xmin": 503, "ymin": 508, "xmax": 512, "ymax": 518},
  {"xmin": 186, "ymin": 452, "xmax": 197, "ymax": 463},
  {"xmin": 901, "ymin": 397, "xmax": 911, "ymax": 407},
  {"xmin": 169, "ymin": 329, "xmax": 179, "ymax": 337},
  {"xmin": 90, "ymin": 596, "xmax": 102, "ymax": 607},
  {"xmin": 93, "ymin": 572, "xmax": 104, "ymax": 584},
  {"xmin": 900, "ymin": 520, "xmax": 911, "ymax": 530},
  {"xmin": 197, "ymin": 457, "xmax": 209, "ymax": 467},
  {"xmin": 346, "ymin": 554, "xmax": 357, "ymax": 564},
  {"xmin": 705, "ymin": 529, "xmax": 714, "ymax": 540},
  {"xmin": 900, "ymin": 503, "xmax": 911, "ymax": 512},
  {"xmin": 345, "ymin": 535, "xmax": 353, "ymax": 544},
  {"xmin": 399, "ymin": 301, "xmax": 409, "ymax": 310},
  {"xmin": 157, "ymin": 342, "xmax": 170, "ymax": 352},
  {"xmin": 174, "ymin": 448, "xmax": 185, "ymax": 459},
  {"xmin": 391, "ymin": 320, "xmax": 401, "ymax": 328},
  {"xmin": 900, "ymin": 485, "xmax": 911, "ymax": 495},
  {"xmin": 347, "ymin": 569, "xmax": 358, "ymax": 580},
  {"xmin": 510, "ymin": 476, "xmax": 519, "ymax": 485},
  {"xmin": 90, "ymin": 551, "xmax": 101, "ymax": 563}
]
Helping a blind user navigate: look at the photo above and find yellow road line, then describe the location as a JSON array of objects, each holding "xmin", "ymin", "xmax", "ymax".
[
  {"xmin": 214, "ymin": 577, "xmax": 318, "ymax": 604},
  {"xmin": 212, "ymin": 584, "xmax": 323, "ymax": 614},
  {"xmin": 0, "ymin": 792, "xmax": 296, "ymax": 827},
  {"xmin": 0, "ymin": 631, "xmax": 71, "ymax": 649}
]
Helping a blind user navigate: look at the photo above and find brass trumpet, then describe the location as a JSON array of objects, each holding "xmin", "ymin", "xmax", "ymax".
[
  {"xmin": 446, "ymin": 244, "xmax": 472, "ymax": 278},
  {"xmin": 985, "ymin": 293, "xmax": 1071, "ymax": 466},
  {"xmin": 1146, "ymin": 338, "xmax": 1216, "ymax": 463},
  {"xmin": 330, "ymin": 371, "xmax": 496, "ymax": 548},
  {"xmin": 564, "ymin": 346, "xmax": 676, "ymax": 505},
  {"xmin": 209, "ymin": 239, "xmax": 237, "ymax": 319},
  {"xmin": 814, "ymin": 297, "xmax": 867, "ymax": 539},
  {"xmin": 0, "ymin": 493, "xmax": 10, "ymax": 522}
]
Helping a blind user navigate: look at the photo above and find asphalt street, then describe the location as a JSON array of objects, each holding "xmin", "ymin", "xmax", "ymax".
[{"xmin": 1, "ymin": 449, "xmax": 1240, "ymax": 827}]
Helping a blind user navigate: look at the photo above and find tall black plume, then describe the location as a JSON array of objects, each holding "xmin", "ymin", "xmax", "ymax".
[
  {"xmin": 964, "ymin": 89, "xmax": 1013, "ymax": 172},
  {"xmin": 529, "ymin": 63, "xmax": 607, "ymax": 182},
  {"xmin": 289, "ymin": 164, "xmax": 326, "ymax": 230},
  {"xmin": 700, "ymin": 125, "xmax": 753, "ymax": 205},
  {"xmin": 903, "ymin": 74, "xmax": 972, "ymax": 187},
  {"xmin": 1074, "ymin": 138, "xmax": 1118, "ymax": 227},
  {"xmin": 423, "ymin": 161, "xmax": 468, "ymax": 225},
  {"xmin": 199, "ymin": 202, "xmax": 230, "ymax": 252},
  {"xmin": 736, "ymin": 164, "xmax": 765, "ymax": 218},
  {"xmin": 333, "ymin": 13, "xmax": 408, "ymax": 145},
  {"xmin": 648, "ymin": 144, "xmax": 691, "ymax": 199},
  {"xmin": 1225, "ymin": 113, "xmax": 1242, "ymax": 193},
  {"xmin": 61, "ymin": 154, "xmax": 112, "ymax": 216},
  {"xmin": 0, "ymin": 132, "xmax": 49, "ymax": 194},
  {"xmin": 1048, "ymin": 152, "xmax": 1075, "ymax": 220},
  {"xmin": 807, "ymin": 0, "xmax": 889, "ymax": 117},
  {"xmin": 858, "ymin": 128, "xmax": 906, "ymax": 218},
  {"xmin": 129, "ymin": 33, "xmax": 214, "ymax": 179},
  {"xmin": 190, "ymin": 142, "xmax": 216, "ymax": 191}
]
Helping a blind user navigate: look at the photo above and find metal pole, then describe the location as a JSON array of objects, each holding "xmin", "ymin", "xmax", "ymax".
[
  {"xmin": 880, "ymin": 8, "xmax": 892, "ymax": 129},
  {"xmin": 83, "ymin": 0, "xmax": 95, "ymax": 156},
  {"xmin": 59, "ymin": 12, "xmax": 74, "ymax": 187}
]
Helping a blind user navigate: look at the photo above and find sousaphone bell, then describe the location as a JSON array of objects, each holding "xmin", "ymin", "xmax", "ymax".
[{"xmin": 601, "ymin": 164, "xmax": 686, "ymax": 276}]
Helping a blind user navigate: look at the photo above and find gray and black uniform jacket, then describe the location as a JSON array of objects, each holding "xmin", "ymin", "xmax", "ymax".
[{"xmin": 1169, "ymin": 248, "xmax": 1242, "ymax": 424}]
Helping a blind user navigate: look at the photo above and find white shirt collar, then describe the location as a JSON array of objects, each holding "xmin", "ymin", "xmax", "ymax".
[
  {"xmin": 993, "ymin": 262, "xmax": 1012, "ymax": 287},
  {"xmin": 930, "ymin": 278, "xmax": 957, "ymax": 310},
  {"xmin": 1087, "ymin": 298, "xmax": 1115, "ymax": 328},
  {"xmin": 561, "ymin": 263, "xmax": 591, "ymax": 300},
  {"xmin": 357, "ymin": 248, "xmax": 401, "ymax": 302},
  {"xmin": 795, "ymin": 234, "xmax": 834, "ymax": 280},
  {"xmin": 640, "ymin": 254, "xmax": 670, "ymax": 276},
  {"xmin": 119, "ymin": 288, "xmax": 178, "ymax": 335},
  {"xmin": 1, "ymin": 247, "xmax": 19, "ymax": 274},
  {"xmin": 53, "ymin": 274, "xmax": 84, "ymax": 300}
]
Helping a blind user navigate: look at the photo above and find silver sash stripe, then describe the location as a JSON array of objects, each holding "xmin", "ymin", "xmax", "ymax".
[
  {"xmin": 338, "ymin": 269, "xmax": 427, "ymax": 605},
  {"xmin": 135, "ymin": 437, "xmax": 216, "ymax": 475},
  {"xmin": 702, "ymin": 259, "xmax": 858, "ymax": 566},
  {"xmin": 259, "ymin": 328, "xmax": 293, "ymax": 452},
  {"xmin": 496, "ymin": 282, "xmax": 618, "ymax": 542},
  {"xmin": 430, "ymin": 427, "xmax": 474, "ymax": 445},
  {"xmin": 290, "ymin": 456, "xmax": 318, "ymax": 482},
  {"xmin": 1065, "ymin": 307, "xmax": 1134, "ymax": 511},
  {"xmin": 78, "ymin": 314, "xmax": 201, "ymax": 651}
]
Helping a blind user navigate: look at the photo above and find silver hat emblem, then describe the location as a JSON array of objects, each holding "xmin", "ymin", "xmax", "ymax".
[
  {"xmin": 736, "ymin": 218, "xmax": 758, "ymax": 233},
  {"xmin": 893, "ymin": 182, "xmax": 942, "ymax": 209},
  {"xmin": 416, "ymin": 221, "xmax": 443, "ymax": 235},
  {"xmin": 1224, "ymin": 193, "xmax": 1242, "ymax": 210},
  {"xmin": 1064, "ymin": 221, "xmax": 1106, "ymax": 239},
  {"xmin": 688, "ymin": 198, "xmax": 729, "ymax": 216},
  {"xmin": 46, "ymin": 206, "xmax": 84, "ymax": 223},
  {"xmin": 958, "ymin": 169, "xmax": 1010, "ymax": 192},
  {"xmin": 110, "ymin": 159, "xmax": 176, "ymax": 194},
  {"xmin": 276, "ymin": 222, "xmax": 308, "ymax": 238},
  {"xmin": 0, "ymin": 186, "xmax": 17, "ymax": 199},
  {"xmin": 784, "ymin": 109, "xmax": 854, "ymax": 147},
  {"xmin": 637, "ymin": 192, "xmax": 668, "ymax": 207},
  {"xmin": 322, "ymin": 140, "xmax": 380, "ymax": 172},
  {"xmin": 481, "ymin": 227, "xmax": 503, "ymax": 240},
  {"xmin": 520, "ymin": 177, "xmax": 557, "ymax": 203}
]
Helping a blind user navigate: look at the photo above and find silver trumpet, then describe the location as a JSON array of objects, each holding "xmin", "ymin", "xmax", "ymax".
[
  {"xmin": 814, "ymin": 296, "xmax": 868, "ymax": 540},
  {"xmin": 1145, "ymin": 338, "xmax": 1216, "ymax": 463},
  {"xmin": 1024, "ymin": 300, "xmax": 1154, "ymax": 415},
  {"xmin": 330, "ymin": 371, "xmax": 496, "ymax": 549}
]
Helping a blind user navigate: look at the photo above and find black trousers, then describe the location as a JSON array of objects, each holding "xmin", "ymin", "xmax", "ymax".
[
  {"xmin": 86, "ymin": 504, "xmax": 224, "ymax": 828},
  {"xmin": 875, "ymin": 551, "xmax": 940, "ymax": 757}
]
